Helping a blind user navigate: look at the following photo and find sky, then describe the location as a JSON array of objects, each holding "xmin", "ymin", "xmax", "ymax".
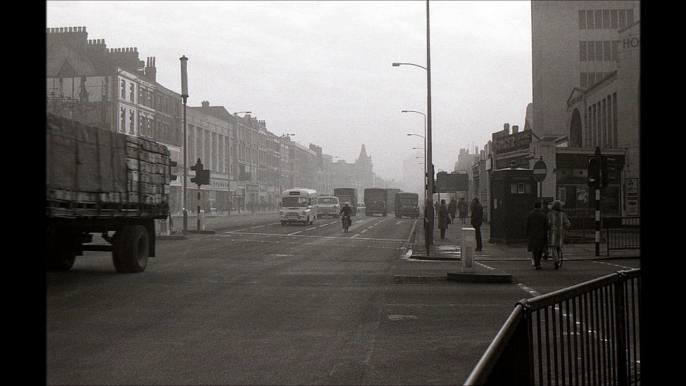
[{"xmin": 46, "ymin": 0, "xmax": 533, "ymax": 182}]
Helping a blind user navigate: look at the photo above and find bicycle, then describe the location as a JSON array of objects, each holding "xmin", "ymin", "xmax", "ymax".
[{"xmin": 342, "ymin": 215, "xmax": 351, "ymax": 233}]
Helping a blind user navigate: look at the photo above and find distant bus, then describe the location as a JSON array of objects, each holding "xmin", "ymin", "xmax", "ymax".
[{"xmin": 279, "ymin": 188, "xmax": 318, "ymax": 225}]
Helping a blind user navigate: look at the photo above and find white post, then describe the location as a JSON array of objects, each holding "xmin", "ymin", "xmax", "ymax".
[{"xmin": 462, "ymin": 227, "xmax": 475, "ymax": 269}]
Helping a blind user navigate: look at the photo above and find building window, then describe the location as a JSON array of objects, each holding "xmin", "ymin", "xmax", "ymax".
[
  {"xmin": 580, "ymin": 41, "xmax": 587, "ymax": 62},
  {"xmin": 120, "ymin": 107, "xmax": 126, "ymax": 133},
  {"xmin": 129, "ymin": 110, "xmax": 135, "ymax": 135},
  {"xmin": 129, "ymin": 83, "xmax": 135, "ymax": 102},
  {"xmin": 120, "ymin": 79, "xmax": 126, "ymax": 99}
]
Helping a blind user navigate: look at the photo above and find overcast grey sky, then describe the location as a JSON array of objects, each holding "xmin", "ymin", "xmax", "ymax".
[{"xmin": 46, "ymin": 1, "xmax": 532, "ymax": 182}]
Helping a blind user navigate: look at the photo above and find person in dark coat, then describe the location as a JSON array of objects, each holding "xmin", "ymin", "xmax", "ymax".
[
  {"xmin": 541, "ymin": 199, "xmax": 551, "ymax": 260},
  {"xmin": 457, "ymin": 197, "xmax": 468, "ymax": 224},
  {"xmin": 438, "ymin": 199, "xmax": 450, "ymax": 240},
  {"xmin": 448, "ymin": 198, "xmax": 457, "ymax": 225},
  {"xmin": 470, "ymin": 197, "xmax": 484, "ymax": 251},
  {"xmin": 526, "ymin": 200, "xmax": 549, "ymax": 270}
]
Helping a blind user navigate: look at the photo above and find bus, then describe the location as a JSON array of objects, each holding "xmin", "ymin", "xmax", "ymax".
[{"xmin": 279, "ymin": 188, "xmax": 318, "ymax": 225}]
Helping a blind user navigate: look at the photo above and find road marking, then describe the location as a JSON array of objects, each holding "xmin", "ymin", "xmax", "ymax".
[{"xmin": 223, "ymin": 230, "xmax": 404, "ymax": 242}]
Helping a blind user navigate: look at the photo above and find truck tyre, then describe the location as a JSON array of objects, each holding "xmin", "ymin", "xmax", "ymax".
[
  {"xmin": 112, "ymin": 225, "xmax": 149, "ymax": 273},
  {"xmin": 46, "ymin": 227, "xmax": 76, "ymax": 272}
]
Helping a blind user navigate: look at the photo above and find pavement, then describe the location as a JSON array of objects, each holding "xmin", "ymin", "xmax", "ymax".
[
  {"xmin": 398, "ymin": 215, "xmax": 640, "ymax": 283},
  {"xmin": 158, "ymin": 211, "xmax": 640, "ymax": 283}
]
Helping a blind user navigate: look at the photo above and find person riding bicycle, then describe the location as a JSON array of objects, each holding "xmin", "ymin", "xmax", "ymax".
[{"xmin": 339, "ymin": 202, "xmax": 353, "ymax": 227}]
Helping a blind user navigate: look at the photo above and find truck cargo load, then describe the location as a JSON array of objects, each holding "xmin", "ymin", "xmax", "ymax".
[
  {"xmin": 46, "ymin": 113, "xmax": 171, "ymax": 273},
  {"xmin": 333, "ymin": 188, "xmax": 357, "ymax": 216},
  {"xmin": 364, "ymin": 188, "xmax": 387, "ymax": 217}
]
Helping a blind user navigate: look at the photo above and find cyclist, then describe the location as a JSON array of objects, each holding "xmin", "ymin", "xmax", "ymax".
[{"xmin": 339, "ymin": 202, "xmax": 353, "ymax": 230}]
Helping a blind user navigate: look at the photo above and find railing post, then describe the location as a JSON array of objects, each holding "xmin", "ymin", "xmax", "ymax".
[{"xmin": 613, "ymin": 272, "xmax": 629, "ymax": 386}]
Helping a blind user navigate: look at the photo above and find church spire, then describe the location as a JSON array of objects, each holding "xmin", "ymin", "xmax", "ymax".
[{"xmin": 358, "ymin": 144, "xmax": 370, "ymax": 160}]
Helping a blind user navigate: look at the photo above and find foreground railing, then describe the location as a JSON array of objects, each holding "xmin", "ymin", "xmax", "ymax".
[{"xmin": 465, "ymin": 269, "xmax": 641, "ymax": 385}]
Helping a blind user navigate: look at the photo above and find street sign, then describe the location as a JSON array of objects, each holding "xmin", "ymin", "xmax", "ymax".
[{"xmin": 532, "ymin": 160, "xmax": 547, "ymax": 182}]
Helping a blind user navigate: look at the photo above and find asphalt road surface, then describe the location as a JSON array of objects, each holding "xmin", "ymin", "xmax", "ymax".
[{"xmin": 45, "ymin": 213, "xmax": 640, "ymax": 385}]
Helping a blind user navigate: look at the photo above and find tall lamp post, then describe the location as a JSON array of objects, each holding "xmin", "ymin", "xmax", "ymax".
[
  {"xmin": 407, "ymin": 133, "xmax": 427, "ymax": 204},
  {"xmin": 393, "ymin": 0, "xmax": 433, "ymax": 250},
  {"xmin": 403, "ymin": 110, "xmax": 427, "ymax": 203},
  {"xmin": 180, "ymin": 55, "xmax": 189, "ymax": 234}
]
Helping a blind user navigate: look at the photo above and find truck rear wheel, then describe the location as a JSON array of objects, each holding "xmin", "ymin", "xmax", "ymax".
[
  {"xmin": 112, "ymin": 225, "xmax": 149, "ymax": 273},
  {"xmin": 46, "ymin": 227, "xmax": 76, "ymax": 272}
]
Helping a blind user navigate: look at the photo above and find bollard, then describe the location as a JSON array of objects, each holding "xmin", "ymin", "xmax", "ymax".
[
  {"xmin": 462, "ymin": 227, "xmax": 475, "ymax": 269},
  {"xmin": 198, "ymin": 209, "xmax": 205, "ymax": 231}
]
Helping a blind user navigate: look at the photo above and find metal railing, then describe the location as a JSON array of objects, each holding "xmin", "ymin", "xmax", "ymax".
[
  {"xmin": 606, "ymin": 217, "xmax": 640, "ymax": 256},
  {"xmin": 465, "ymin": 269, "xmax": 641, "ymax": 385}
]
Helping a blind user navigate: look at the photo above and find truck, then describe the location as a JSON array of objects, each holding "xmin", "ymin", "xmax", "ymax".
[
  {"xmin": 364, "ymin": 188, "xmax": 387, "ymax": 216},
  {"xmin": 333, "ymin": 188, "xmax": 357, "ymax": 216},
  {"xmin": 46, "ymin": 113, "xmax": 172, "ymax": 273},
  {"xmin": 385, "ymin": 188, "xmax": 401, "ymax": 214},
  {"xmin": 395, "ymin": 192, "xmax": 419, "ymax": 218}
]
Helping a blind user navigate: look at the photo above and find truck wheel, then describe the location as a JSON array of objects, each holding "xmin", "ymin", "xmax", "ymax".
[
  {"xmin": 112, "ymin": 225, "xmax": 149, "ymax": 273},
  {"xmin": 46, "ymin": 227, "xmax": 76, "ymax": 272}
]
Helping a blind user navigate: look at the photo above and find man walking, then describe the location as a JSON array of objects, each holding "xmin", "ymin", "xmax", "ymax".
[{"xmin": 526, "ymin": 200, "xmax": 548, "ymax": 270}]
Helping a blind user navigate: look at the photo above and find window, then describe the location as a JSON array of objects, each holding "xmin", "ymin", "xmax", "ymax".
[
  {"xmin": 579, "ymin": 10, "xmax": 586, "ymax": 29},
  {"xmin": 120, "ymin": 79, "xmax": 126, "ymax": 99},
  {"xmin": 129, "ymin": 83, "xmax": 135, "ymax": 102},
  {"xmin": 129, "ymin": 110, "xmax": 135, "ymax": 134},
  {"xmin": 120, "ymin": 107, "xmax": 126, "ymax": 132},
  {"xmin": 580, "ymin": 41, "xmax": 587, "ymax": 61}
]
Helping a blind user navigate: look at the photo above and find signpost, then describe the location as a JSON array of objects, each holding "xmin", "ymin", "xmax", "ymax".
[{"xmin": 533, "ymin": 159, "xmax": 547, "ymax": 198}]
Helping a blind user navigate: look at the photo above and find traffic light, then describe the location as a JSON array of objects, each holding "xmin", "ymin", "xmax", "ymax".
[
  {"xmin": 601, "ymin": 156, "xmax": 618, "ymax": 187},
  {"xmin": 588, "ymin": 155, "xmax": 601, "ymax": 188},
  {"xmin": 190, "ymin": 158, "xmax": 210, "ymax": 186}
]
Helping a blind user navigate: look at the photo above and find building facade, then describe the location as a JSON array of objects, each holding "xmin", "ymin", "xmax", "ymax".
[{"xmin": 531, "ymin": 1, "xmax": 640, "ymax": 137}]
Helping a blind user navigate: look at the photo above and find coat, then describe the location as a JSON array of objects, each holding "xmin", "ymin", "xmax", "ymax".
[
  {"xmin": 448, "ymin": 200, "xmax": 457, "ymax": 219},
  {"xmin": 548, "ymin": 209, "xmax": 571, "ymax": 247},
  {"xmin": 526, "ymin": 208, "xmax": 548, "ymax": 252},
  {"xmin": 457, "ymin": 200, "xmax": 468, "ymax": 218},
  {"xmin": 470, "ymin": 200, "xmax": 483, "ymax": 227},
  {"xmin": 438, "ymin": 204, "xmax": 450, "ymax": 230}
]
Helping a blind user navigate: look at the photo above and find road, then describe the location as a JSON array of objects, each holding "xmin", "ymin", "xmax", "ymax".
[{"xmin": 46, "ymin": 213, "xmax": 640, "ymax": 385}]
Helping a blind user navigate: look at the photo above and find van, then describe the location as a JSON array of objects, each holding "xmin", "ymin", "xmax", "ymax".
[{"xmin": 279, "ymin": 188, "xmax": 318, "ymax": 225}]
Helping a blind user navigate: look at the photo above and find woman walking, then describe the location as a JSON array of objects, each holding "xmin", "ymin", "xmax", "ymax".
[
  {"xmin": 438, "ymin": 199, "xmax": 450, "ymax": 240},
  {"xmin": 547, "ymin": 200, "xmax": 571, "ymax": 269}
]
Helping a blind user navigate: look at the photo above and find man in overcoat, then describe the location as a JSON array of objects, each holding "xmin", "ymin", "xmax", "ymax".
[{"xmin": 526, "ymin": 200, "xmax": 548, "ymax": 270}]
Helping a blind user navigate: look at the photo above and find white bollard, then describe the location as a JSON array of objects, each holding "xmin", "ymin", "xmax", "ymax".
[{"xmin": 462, "ymin": 227, "xmax": 475, "ymax": 269}]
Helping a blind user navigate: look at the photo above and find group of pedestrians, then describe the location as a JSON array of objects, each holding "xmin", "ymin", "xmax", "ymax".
[
  {"xmin": 433, "ymin": 197, "xmax": 484, "ymax": 251},
  {"xmin": 525, "ymin": 199, "xmax": 571, "ymax": 270}
]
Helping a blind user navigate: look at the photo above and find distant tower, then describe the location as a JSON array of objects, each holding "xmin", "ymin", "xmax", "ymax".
[{"xmin": 355, "ymin": 144, "xmax": 374, "ymax": 188}]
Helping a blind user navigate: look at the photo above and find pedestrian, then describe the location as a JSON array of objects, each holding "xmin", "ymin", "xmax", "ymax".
[
  {"xmin": 423, "ymin": 199, "xmax": 435, "ymax": 254},
  {"xmin": 526, "ymin": 200, "xmax": 548, "ymax": 270},
  {"xmin": 470, "ymin": 197, "xmax": 484, "ymax": 251},
  {"xmin": 458, "ymin": 197, "xmax": 468, "ymax": 224},
  {"xmin": 541, "ymin": 199, "xmax": 551, "ymax": 260},
  {"xmin": 547, "ymin": 200, "xmax": 571, "ymax": 269},
  {"xmin": 438, "ymin": 199, "xmax": 450, "ymax": 240},
  {"xmin": 448, "ymin": 198, "xmax": 457, "ymax": 225}
]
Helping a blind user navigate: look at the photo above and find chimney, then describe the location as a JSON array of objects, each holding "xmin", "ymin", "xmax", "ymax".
[
  {"xmin": 145, "ymin": 57, "xmax": 157, "ymax": 82},
  {"xmin": 503, "ymin": 123, "xmax": 510, "ymax": 134},
  {"xmin": 512, "ymin": 125, "xmax": 519, "ymax": 134},
  {"xmin": 201, "ymin": 101, "xmax": 210, "ymax": 107}
]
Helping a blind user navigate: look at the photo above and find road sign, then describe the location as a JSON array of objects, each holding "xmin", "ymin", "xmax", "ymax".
[{"xmin": 533, "ymin": 160, "xmax": 547, "ymax": 182}]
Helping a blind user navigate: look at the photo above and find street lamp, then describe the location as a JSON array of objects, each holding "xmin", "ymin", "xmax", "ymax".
[
  {"xmin": 180, "ymin": 55, "xmax": 189, "ymax": 234},
  {"xmin": 393, "ymin": 0, "xmax": 433, "ymax": 251}
]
